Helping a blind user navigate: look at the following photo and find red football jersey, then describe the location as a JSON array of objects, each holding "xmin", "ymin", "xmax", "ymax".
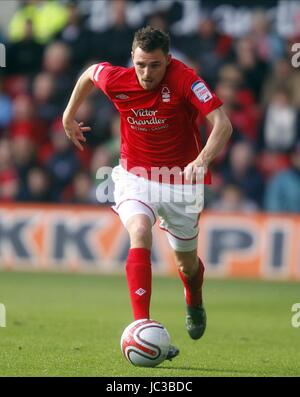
[{"xmin": 92, "ymin": 58, "xmax": 222, "ymax": 184}]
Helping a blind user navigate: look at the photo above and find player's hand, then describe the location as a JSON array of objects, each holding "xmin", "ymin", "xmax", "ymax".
[
  {"xmin": 180, "ymin": 156, "xmax": 208, "ymax": 184},
  {"xmin": 62, "ymin": 118, "xmax": 91, "ymax": 151}
]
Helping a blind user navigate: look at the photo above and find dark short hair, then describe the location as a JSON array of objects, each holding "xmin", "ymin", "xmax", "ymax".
[{"xmin": 132, "ymin": 26, "xmax": 170, "ymax": 54}]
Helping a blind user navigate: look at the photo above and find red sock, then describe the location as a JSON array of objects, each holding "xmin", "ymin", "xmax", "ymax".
[
  {"xmin": 126, "ymin": 248, "xmax": 152, "ymax": 320},
  {"xmin": 178, "ymin": 258, "xmax": 205, "ymax": 307}
]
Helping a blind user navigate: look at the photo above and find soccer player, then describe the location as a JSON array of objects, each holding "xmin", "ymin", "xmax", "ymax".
[{"xmin": 63, "ymin": 27, "xmax": 232, "ymax": 360}]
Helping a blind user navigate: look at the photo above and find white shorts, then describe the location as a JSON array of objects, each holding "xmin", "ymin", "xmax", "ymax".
[{"xmin": 111, "ymin": 165, "xmax": 204, "ymax": 252}]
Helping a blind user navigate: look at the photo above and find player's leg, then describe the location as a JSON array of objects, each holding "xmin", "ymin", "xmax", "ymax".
[
  {"xmin": 158, "ymin": 181, "xmax": 206, "ymax": 340},
  {"xmin": 126, "ymin": 213, "xmax": 179, "ymax": 360},
  {"xmin": 111, "ymin": 165, "xmax": 156, "ymax": 321},
  {"xmin": 174, "ymin": 249, "xmax": 203, "ymax": 305},
  {"xmin": 124, "ymin": 213, "xmax": 153, "ymax": 321},
  {"xmin": 126, "ymin": 213, "xmax": 152, "ymax": 249},
  {"xmin": 111, "ymin": 167, "xmax": 179, "ymax": 359},
  {"xmin": 174, "ymin": 249, "xmax": 206, "ymax": 340}
]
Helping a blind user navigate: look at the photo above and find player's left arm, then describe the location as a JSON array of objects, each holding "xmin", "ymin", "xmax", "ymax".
[{"xmin": 183, "ymin": 106, "xmax": 232, "ymax": 182}]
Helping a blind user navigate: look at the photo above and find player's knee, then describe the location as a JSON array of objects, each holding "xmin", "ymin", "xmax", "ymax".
[
  {"xmin": 130, "ymin": 225, "xmax": 152, "ymax": 248},
  {"xmin": 127, "ymin": 217, "xmax": 152, "ymax": 248},
  {"xmin": 132, "ymin": 223, "xmax": 151, "ymax": 240},
  {"xmin": 175, "ymin": 251, "xmax": 198, "ymax": 277}
]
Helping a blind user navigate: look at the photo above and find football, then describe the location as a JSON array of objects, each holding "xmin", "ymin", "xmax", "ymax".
[{"xmin": 120, "ymin": 319, "xmax": 170, "ymax": 367}]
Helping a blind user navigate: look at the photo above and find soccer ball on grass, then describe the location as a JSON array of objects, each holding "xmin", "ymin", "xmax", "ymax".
[{"xmin": 120, "ymin": 319, "xmax": 170, "ymax": 367}]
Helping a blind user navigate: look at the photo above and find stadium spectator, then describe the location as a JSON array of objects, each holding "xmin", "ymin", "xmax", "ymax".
[
  {"xmin": 55, "ymin": 2, "xmax": 93, "ymax": 73},
  {"xmin": 261, "ymin": 57, "xmax": 300, "ymax": 108},
  {"xmin": 6, "ymin": 18, "xmax": 44, "ymax": 76},
  {"xmin": 10, "ymin": 94, "xmax": 48, "ymax": 145},
  {"xmin": 210, "ymin": 183, "xmax": 258, "ymax": 213},
  {"xmin": 70, "ymin": 170, "xmax": 95, "ymax": 204},
  {"xmin": 91, "ymin": 91, "xmax": 118, "ymax": 146},
  {"xmin": 0, "ymin": 78, "xmax": 13, "ymax": 131},
  {"xmin": 264, "ymin": 142, "xmax": 300, "ymax": 213},
  {"xmin": 46, "ymin": 118, "xmax": 80, "ymax": 201},
  {"xmin": 12, "ymin": 133, "xmax": 37, "ymax": 185},
  {"xmin": 234, "ymin": 36, "xmax": 269, "ymax": 100},
  {"xmin": 17, "ymin": 166, "xmax": 51, "ymax": 202},
  {"xmin": 221, "ymin": 140, "xmax": 264, "ymax": 207},
  {"xmin": 42, "ymin": 41, "xmax": 74, "ymax": 109},
  {"xmin": 255, "ymin": 151, "xmax": 290, "ymax": 182},
  {"xmin": 74, "ymin": 98, "xmax": 100, "ymax": 148},
  {"xmin": 250, "ymin": 8, "xmax": 284, "ymax": 63},
  {"xmin": 90, "ymin": 113, "xmax": 122, "ymax": 206},
  {"xmin": 90, "ymin": 144, "xmax": 115, "ymax": 206},
  {"xmin": 90, "ymin": 145, "xmax": 113, "ymax": 176},
  {"xmin": 0, "ymin": 138, "xmax": 19, "ymax": 202},
  {"xmin": 91, "ymin": 0, "xmax": 134, "ymax": 67},
  {"xmin": 8, "ymin": 0, "xmax": 68, "ymax": 44},
  {"xmin": 257, "ymin": 87, "xmax": 300, "ymax": 154},
  {"xmin": 215, "ymin": 80, "xmax": 260, "ymax": 142},
  {"xmin": 103, "ymin": 113, "xmax": 121, "ymax": 168},
  {"xmin": 179, "ymin": 16, "xmax": 233, "ymax": 87},
  {"xmin": 218, "ymin": 63, "xmax": 244, "ymax": 88},
  {"xmin": 31, "ymin": 72, "xmax": 60, "ymax": 124},
  {"xmin": 145, "ymin": 12, "xmax": 190, "ymax": 66}
]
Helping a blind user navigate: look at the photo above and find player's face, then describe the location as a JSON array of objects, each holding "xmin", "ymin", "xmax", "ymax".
[{"xmin": 132, "ymin": 47, "xmax": 171, "ymax": 90}]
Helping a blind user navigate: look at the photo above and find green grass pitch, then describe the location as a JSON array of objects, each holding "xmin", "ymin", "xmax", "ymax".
[{"xmin": 0, "ymin": 270, "xmax": 299, "ymax": 377}]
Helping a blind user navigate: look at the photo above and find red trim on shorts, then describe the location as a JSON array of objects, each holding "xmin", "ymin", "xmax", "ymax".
[
  {"xmin": 116, "ymin": 199, "xmax": 157, "ymax": 224},
  {"xmin": 159, "ymin": 226, "xmax": 199, "ymax": 241},
  {"xmin": 110, "ymin": 206, "xmax": 118, "ymax": 216}
]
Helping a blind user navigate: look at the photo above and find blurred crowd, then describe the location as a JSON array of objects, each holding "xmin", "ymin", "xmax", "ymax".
[{"xmin": 0, "ymin": 0, "xmax": 300, "ymax": 213}]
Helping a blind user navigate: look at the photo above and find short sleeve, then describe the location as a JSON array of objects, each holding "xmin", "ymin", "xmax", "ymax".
[
  {"xmin": 183, "ymin": 71, "xmax": 222, "ymax": 116},
  {"xmin": 92, "ymin": 62, "xmax": 114, "ymax": 93}
]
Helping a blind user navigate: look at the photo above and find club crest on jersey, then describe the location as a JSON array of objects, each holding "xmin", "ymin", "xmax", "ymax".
[
  {"xmin": 161, "ymin": 86, "xmax": 170, "ymax": 102},
  {"xmin": 191, "ymin": 81, "xmax": 212, "ymax": 103}
]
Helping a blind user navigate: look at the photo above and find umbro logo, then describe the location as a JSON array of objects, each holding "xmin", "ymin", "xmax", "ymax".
[
  {"xmin": 116, "ymin": 93, "xmax": 130, "ymax": 99},
  {"xmin": 135, "ymin": 288, "xmax": 146, "ymax": 296}
]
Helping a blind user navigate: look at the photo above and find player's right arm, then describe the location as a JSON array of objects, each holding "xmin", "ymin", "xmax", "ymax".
[{"xmin": 62, "ymin": 64, "xmax": 98, "ymax": 151}]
